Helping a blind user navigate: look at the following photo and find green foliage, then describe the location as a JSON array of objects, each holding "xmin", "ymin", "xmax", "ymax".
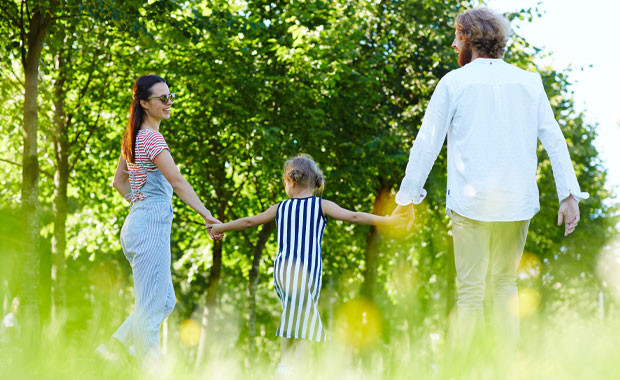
[{"xmin": 0, "ymin": 0, "xmax": 617, "ymax": 375}]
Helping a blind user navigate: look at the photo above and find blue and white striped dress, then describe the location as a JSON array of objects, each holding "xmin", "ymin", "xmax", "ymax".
[{"xmin": 274, "ymin": 196, "xmax": 327, "ymax": 342}]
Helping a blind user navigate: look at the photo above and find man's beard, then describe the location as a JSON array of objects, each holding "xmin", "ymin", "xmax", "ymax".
[{"xmin": 458, "ymin": 43, "xmax": 473, "ymax": 66}]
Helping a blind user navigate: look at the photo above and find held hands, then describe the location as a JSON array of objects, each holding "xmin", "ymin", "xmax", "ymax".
[
  {"xmin": 204, "ymin": 215, "xmax": 224, "ymax": 240},
  {"xmin": 207, "ymin": 222, "xmax": 225, "ymax": 237},
  {"xmin": 390, "ymin": 204, "xmax": 415, "ymax": 230},
  {"xmin": 558, "ymin": 194, "xmax": 580, "ymax": 236}
]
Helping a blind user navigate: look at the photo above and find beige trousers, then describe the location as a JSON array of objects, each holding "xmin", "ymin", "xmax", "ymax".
[{"xmin": 451, "ymin": 212, "xmax": 530, "ymax": 348}]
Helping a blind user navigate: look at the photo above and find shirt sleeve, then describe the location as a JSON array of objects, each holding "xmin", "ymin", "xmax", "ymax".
[
  {"xmin": 395, "ymin": 76, "xmax": 454, "ymax": 206},
  {"xmin": 142, "ymin": 131, "xmax": 169, "ymax": 162},
  {"xmin": 536, "ymin": 75, "xmax": 589, "ymax": 203}
]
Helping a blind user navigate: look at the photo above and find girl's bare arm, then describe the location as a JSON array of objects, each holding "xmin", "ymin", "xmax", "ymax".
[
  {"xmin": 321, "ymin": 199, "xmax": 406, "ymax": 227},
  {"xmin": 210, "ymin": 204, "xmax": 279, "ymax": 235}
]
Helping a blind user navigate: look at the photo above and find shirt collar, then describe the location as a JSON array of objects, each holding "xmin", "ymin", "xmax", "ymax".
[{"xmin": 470, "ymin": 57, "xmax": 505, "ymax": 65}]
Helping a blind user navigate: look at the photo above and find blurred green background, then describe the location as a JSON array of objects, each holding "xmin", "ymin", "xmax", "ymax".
[{"xmin": 1, "ymin": 0, "xmax": 618, "ymax": 379}]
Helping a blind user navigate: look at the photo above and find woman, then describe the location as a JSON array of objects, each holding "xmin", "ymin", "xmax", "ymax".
[{"xmin": 99, "ymin": 75, "xmax": 220, "ymax": 364}]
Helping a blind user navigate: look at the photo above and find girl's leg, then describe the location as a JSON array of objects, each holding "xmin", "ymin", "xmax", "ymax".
[
  {"xmin": 276, "ymin": 338, "xmax": 294, "ymax": 377},
  {"xmin": 278, "ymin": 338, "xmax": 310, "ymax": 376},
  {"xmin": 280, "ymin": 338, "xmax": 294, "ymax": 366}
]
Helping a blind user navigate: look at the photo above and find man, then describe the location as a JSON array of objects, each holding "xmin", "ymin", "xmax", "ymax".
[{"xmin": 393, "ymin": 7, "xmax": 588, "ymax": 347}]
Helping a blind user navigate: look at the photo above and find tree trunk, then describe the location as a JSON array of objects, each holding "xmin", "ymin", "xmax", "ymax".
[
  {"xmin": 20, "ymin": 5, "xmax": 54, "ymax": 346},
  {"xmin": 361, "ymin": 190, "xmax": 387, "ymax": 301},
  {"xmin": 247, "ymin": 221, "xmax": 275, "ymax": 354},
  {"xmin": 206, "ymin": 238, "xmax": 222, "ymax": 307},
  {"xmin": 361, "ymin": 226, "xmax": 380, "ymax": 301},
  {"xmin": 51, "ymin": 147, "xmax": 69, "ymax": 319},
  {"xmin": 194, "ymin": 238, "xmax": 223, "ymax": 368},
  {"xmin": 51, "ymin": 55, "xmax": 69, "ymax": 321}
]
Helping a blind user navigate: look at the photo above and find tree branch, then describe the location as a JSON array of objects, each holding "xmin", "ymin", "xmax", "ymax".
[
  {"xmin": 41, "ymin": 168, "xmax": 54, "ymax": 180},
  {"xmin": 176, "ymin": 216, "xmax": 207, "ymax": 227},
  {"xmin": 226, "ymin": 207, "xmax": 255, "ymax": 250},
  {"xmin": 19, "ymin": 0, "xmax": 27, "ymax": 68},
  {"xmin": 24, "ymin": 0, "xmax": 31, "ymax": 22},
  {"xmin": 251, "ymin": 164, "xmax": 265, "ymax": 210},
  {"xmin": 2, "ymin": 156, "xmax": 55, "ymax": 181},
  {"xmin": 64, "ymin": 46, "xmax": 99, "ymax": 128},
  {"xmin": 76, "ymin": 47, "xmax": 100, "ymax": 103},
  {"xmin": 0, "ymin": 2, "xmax": 20, "ymax": 29},
  {"xmin": 0, "ymin": 157, "xmax": 22, "ymax": 167},
  {"xmin": 51, "ymin": 13, "xmax": 89, "ymax": 21},
  {"xmin": 6, "ymin": 65, "xmax": 25, "ymax": 88},
  {"xmin": 69, "ymin": 95, "xmax": 105, "ymax": 173}
]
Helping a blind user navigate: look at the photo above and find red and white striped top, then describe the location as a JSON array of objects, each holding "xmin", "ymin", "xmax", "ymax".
[{"xmin": 127, "ymin": 129, "xmax": 169, "ymax": 199}]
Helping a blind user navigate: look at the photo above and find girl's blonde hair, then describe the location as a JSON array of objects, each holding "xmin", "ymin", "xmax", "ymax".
[{"xmin": 283, "ymin": 154, "xmax": 325, "ymax": 195}]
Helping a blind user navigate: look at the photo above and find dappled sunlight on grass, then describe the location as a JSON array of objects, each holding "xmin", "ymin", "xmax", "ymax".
[
  {"xmin": 518, "ymin": 252, "xmax": 542, "ymax": 281},
  {"xmin": 387, "ymin": 261, "xmax": 419, "ymax": 297},
  {"xmin": 3, "ymin": 310, "xmax": 620, "ymax": 379},
  {"xmin": 597, "ymin": 237, "xmax": 620, "ymax": 300}
]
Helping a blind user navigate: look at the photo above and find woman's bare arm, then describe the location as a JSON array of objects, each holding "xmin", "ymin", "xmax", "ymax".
[
  {"xmin": 154, "ymin": 150, "xmax": 219, "ymax": 224},
  {"xmin": 112, "ymin": 155, "xmax": 131, "ymax": 201}
]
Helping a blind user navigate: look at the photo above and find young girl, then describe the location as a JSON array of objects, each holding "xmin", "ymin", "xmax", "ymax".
[{"xmin": 208, "ymin": 154, "xmax": 408, "ymax": 374}]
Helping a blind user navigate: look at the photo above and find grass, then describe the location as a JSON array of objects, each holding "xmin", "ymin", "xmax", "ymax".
[{"xmin": 2, "ymin": 304, "xmax": 620, "ymax": 380}]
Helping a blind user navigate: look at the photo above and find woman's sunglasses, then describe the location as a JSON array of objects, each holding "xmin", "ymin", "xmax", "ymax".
[{"xmin": 148, "ymin": 93, "xmax": 176, "ymax": 104}]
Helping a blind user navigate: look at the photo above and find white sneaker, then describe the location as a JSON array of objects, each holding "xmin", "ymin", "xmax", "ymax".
[
  {"xmin": 95, "ymin": 343, "xmax": 120, "ymax": 362},
  {"xmin": 274, "ymin": 362, "xmax": 291, "ymax": 379}
]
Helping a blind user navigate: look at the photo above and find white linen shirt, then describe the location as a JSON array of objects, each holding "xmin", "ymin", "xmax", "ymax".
[{"xmin": 395, "ymin": 58, "xmax": 588, "ymax": 221}]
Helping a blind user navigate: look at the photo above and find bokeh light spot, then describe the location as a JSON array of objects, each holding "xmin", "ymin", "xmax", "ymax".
[
  {"xmin": 518, "ymin": 252, "xmax": 542, "ymax": 280},
  {"xmin": 179, "ymin": 319, "xmax": 202, "ymax": 347},
  {"xmin": 334, "ymin": 298, "xmax": 382, "ymax": 350},
  {"xmin": 510, "ymin": 287, "xmax": 541, "ymax": 318},
  {"xmin": 372, "ymin": 189, "xmax": 422, "ymax": 239}
]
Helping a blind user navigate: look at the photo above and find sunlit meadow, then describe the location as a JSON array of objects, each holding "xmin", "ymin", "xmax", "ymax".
[
  {"xmin": 1, "ymin": 1, "xmax": 618, "ymax": 379},
  {"xmin": 2, "ymin": 231, "xmax": 620, "ymax": 379}
]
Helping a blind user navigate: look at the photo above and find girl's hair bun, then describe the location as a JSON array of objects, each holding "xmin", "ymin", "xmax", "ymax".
[{"xmin": 283, "ymin": 154, "xmax": 325, "ymax": 195}]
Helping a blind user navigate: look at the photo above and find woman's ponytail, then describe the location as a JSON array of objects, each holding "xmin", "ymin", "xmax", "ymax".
[{"xmin": 121, "ymin": 75, "xmax": 166, "ymax": 163}]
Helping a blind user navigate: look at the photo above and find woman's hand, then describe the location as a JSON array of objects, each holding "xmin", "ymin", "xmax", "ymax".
[
  {"xmin": 207, "ymin": 223, "xmax": 225, "ymax": 237},
  {"xmin": 204, "ymin": 215, "xmax": 224, "ymax": 240}
]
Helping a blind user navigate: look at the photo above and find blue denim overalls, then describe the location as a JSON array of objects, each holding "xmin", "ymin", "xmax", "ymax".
[{"xmin": 112, "ymin": 134, "xmax": 176, "ymax": 363}]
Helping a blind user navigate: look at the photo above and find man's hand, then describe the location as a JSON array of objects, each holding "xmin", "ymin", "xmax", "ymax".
[
  {"xmin": 557, "ymin": 194, "xmax": 580, "ymax": 236},
  {"xmin": 391, "ymin": 204, "xmax": 415, "ymax": 230}
]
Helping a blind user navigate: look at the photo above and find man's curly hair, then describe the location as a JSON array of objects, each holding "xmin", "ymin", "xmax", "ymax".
[{"xmin": 455, "ymin": 8, "xmax": 511, "ymax": 58}]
